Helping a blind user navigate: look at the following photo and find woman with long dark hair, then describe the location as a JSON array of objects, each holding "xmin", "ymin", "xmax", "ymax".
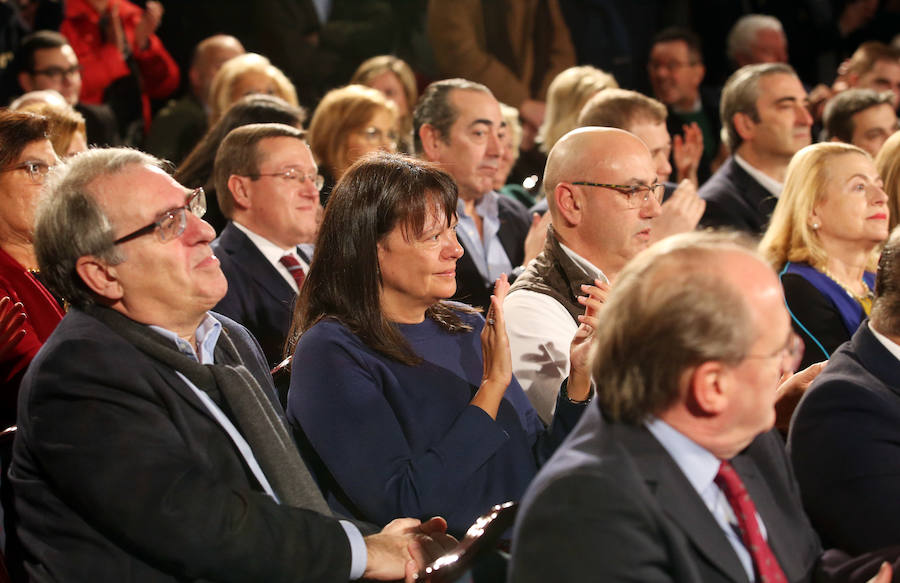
[{"xmin": 285, "ymin": 153, "xmax": 595, "ymax": 536}]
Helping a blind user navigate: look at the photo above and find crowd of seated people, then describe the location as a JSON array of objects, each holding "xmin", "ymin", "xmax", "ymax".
[{"xmin": 0, "ymin": 1, "xmax": 899, "ymax": 581}]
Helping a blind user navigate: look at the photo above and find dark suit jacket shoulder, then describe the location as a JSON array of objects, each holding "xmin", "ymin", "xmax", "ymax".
[
  {"xmin": 11, "ymin": 308, "xmax": 351, "ymax": 582},
  {"xmin": 510, "ymin": 403, "xmax": 821, "ymax": 582},
  {"xmin": 452, "ymin": 194, "xmax": 531, "ymax": 311},
  {"xmin": 212, "ymin": 222, "xmax": 297, "ymax": 369},
  {"xmin": 698, "ymin": 157, "xmax": 777, "ymax": 234},
  {"xmin": 788, "ymin": 323, "xmax": 900, "ymax": 555}
]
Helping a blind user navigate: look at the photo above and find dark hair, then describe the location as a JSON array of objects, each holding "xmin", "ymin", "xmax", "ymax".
[
  {"xmin": 286, "ymin": 152, "xmax": 472, "ymax": 364},
  {"xmin": 651, "ymin": 27, "xmax": 704, "ymax": 63},
  {"xmin": 872, "ymin": 228, "xmax": 900, "ymax": 336},
  {"xmin": 15, "ymin": 30, "xmax": 69, "ymax": 74},
  {"xmin": 822, "ymin": 89, "xmax": 895, "ymax": 143},
  {"xmin": 0, "ymin": 110, "xmax": 50, "ymax": 169},
  {"xmin": 413, "ymin": 78, "xmax": 492, "ymax": 155},
  {"xmin": 213, "ymin": 122, "xmax": 306, "ymax": 218},
  {"xmin": 175, "ymin": 94, "xmax": 306, "ymax": 192}
]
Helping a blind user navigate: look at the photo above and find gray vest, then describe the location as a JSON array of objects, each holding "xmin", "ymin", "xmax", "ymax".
[{"xmin": 508, "ymin": 226, "xmax": 594, "ymax": 322}]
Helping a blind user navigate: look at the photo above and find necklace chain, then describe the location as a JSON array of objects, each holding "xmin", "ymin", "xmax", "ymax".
[{"xmin": 820, "ymin": 266, "xmax": 873, "ymax": 303}]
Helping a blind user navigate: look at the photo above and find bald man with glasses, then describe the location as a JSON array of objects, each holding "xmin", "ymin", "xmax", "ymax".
[{"xmin": 503, "ymin": 126, "xmax": 663, "ymax": 423}]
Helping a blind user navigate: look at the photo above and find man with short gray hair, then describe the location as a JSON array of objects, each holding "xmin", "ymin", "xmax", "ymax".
[
  {"xmin": 11, "ymin": 147, "xmax": 451, "ymax": 581},
  {"xmin": 823, "ymin": 88, "xmax": 897, "ymax": 157},
  {"xmin": 727, "ymin": 14, "xmax": 788, "ymax": 69},
  {"xmin": 414, "ymin": 78, "xmax": 537, "ymax": 311},
  {"xmin": 509, "ymin": 231, "xmax": 825, "ymax": 582},
  {"xmin": 698, "ymin": 63, "xmax": 812, "ymax": 233}
]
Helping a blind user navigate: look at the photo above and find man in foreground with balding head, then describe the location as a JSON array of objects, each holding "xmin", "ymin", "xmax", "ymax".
[
  {"xmin": 504, "ymin": 127, "xmax": 662, "ymax": 422},
  {"xmin": 509, "ymin": 231, "xmax": 895, "ymax": 583}
]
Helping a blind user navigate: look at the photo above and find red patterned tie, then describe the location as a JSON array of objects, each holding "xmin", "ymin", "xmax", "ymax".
[
  {"xmin": 714, "ymin": 460, "xmax": 787, "ymax": 583},
  {"xmin": 279, "ymin": 253, "xmax": 306, "ymax": 289}
]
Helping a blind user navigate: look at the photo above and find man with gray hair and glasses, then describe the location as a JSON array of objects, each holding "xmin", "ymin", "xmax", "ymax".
[
  {"xmin": 10, "ymin": 147, "xmax": 452, "ymax": 581},
  {"xmin": 510, "ymin": 229, "xmax": 897, "ymax": 582},
  {"xmin": 698, "ymin": 63, "xmax": 812, "ymax": 233}
]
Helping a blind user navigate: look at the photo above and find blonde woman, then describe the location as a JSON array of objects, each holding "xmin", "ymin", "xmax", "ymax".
[
  {"xmin": 350, "ymin": 55, "xmax": 418, "ymax": 152},
  {"xmin": 307, "ymin": 85, "xmax": 398, "ymax": 199},
  {"xmin": 15, "ymin": 102, "xmax": 87, "ymax": 157},
  {"xmin": 537, "ymin": 65, "xmax": 617, "ymax": 154},
  {"xmin": 875, "ymin": 130, "xmax": 900, "ymax": 232},
  {"xmin": 207, "ymin": 53, "xmax": 299, "ymax": 126},
  {"xmin": 759, "ymin": 142, "xmax": 889, "ymax": 369}
]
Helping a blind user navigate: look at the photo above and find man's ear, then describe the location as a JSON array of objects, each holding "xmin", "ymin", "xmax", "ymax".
[
  {"xmin": 75, "ymin": 256, "xmax": 124, "ymax": 302},
  {"xmin": 686, "ymin": 360, "xmax": 730, "ymax": 415},
  {"xmin": 733, "ymin": 111, "xmax": 757, "ymax": 142},
  {"xmin": 553, "ymin": 182, "xmax": 582, "ymax": 227},
  {"xmin": 227, "ymin": 174, "xmax": 252, "ymax": 211},
  {"xmin": 418, "ymin": 124, "xmax": 444, "ymax": 162}
]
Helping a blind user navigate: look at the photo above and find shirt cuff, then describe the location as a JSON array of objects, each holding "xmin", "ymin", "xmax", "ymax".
[{"xmin": 339, "ymin": 520, "xmax": 367, "ymax": 580}]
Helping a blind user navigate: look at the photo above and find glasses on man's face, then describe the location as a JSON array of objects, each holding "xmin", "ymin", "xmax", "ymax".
[
  {"xmin": 647, "ymin": 60, "xmax": 696, "ymax": 74},
  {"xmin": 359, "ymin": 126, "xmax": 398, "ymax": 149},
  {"xmin": 113, "ymin": 188, "xmax": 206, "ymax": 246},
  {"xmin": 253, "ymin": 168, "xmax": 325, "ymax": 191},
  {"xmin": 32, "ymin": 65, "xmax": 81, "ymax": 81},
  {"xmin": 0, "ymin": 160, "xmax": 53, "ymax": 184},
  {"xmin": 745, "ymin": 332, "xmax": 805, "ymax": 376},
  {"xmin": 571, "ymin": 181, "xmax": 665, "ymax": 208}
]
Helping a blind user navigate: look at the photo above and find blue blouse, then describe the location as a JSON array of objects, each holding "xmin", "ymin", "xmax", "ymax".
[{"xmin": 286, "ymin": 309, "xmax": 586, "ymax": 535}]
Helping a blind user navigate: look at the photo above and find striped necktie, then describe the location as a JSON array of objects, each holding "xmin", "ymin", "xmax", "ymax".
[{"xmin": 279, "ymin": 253, "xmax": 306, "ymax": 290}]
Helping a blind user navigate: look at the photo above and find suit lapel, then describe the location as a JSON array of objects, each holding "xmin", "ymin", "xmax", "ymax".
[
  {"xmin": 729, "ymin": 160, "xmax": 777, "ymax": 229},
  {"xmin": 854, "ymin": 324, "xmax": 900, "ymax": 392},
  {"xmin": 619, "ymin": 424, "xmax": 750, "ymax": 583},
  {"xmin": 219, "ymin": 224, "xmax": 295, "ymax": 305}
]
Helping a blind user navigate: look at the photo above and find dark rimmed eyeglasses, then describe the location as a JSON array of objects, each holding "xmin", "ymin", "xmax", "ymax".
[
  {"xmin": 571, "ymin": 181, "xmax": 665, "ymax": 208},
  {"xmin": 251, "ymin": 168, "xmax": 325, "ymax": 191},
  {"xmin": 0, "ymin": 160, "xmax": 54, "ymax": 184},
  {"xmin": 113, "ymin": 188, "xmax": 206, "ymax": 245},
  {"xmin": 31, "ymin": 64, "xmax": 81, "ymax": 81}
]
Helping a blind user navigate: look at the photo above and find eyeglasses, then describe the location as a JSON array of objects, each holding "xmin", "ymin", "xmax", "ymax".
[
  {"xmin": 358, "ymin": 126, "xmax": 398, "ymax": 149},
  {"xmin": 571, "ymin": 181, "xmax": 665, "ymax": 208},
  {"xmin": 113, "ymin": 188, "xmax": 206, "ymax": 245},
  {"xmin": 252, "ymin": 168, "xmax": 324, "ymax": 191},
  {"xmin": 745, "ymin": 332, "xmax": 805, "ymax": 375},
  {"xmin": 0, "ymin": 160, "xmax": 54, "ymax": 184},
  {"xmin": 31, "ymin": 65, "xmax": 81, "ymax": 81}
]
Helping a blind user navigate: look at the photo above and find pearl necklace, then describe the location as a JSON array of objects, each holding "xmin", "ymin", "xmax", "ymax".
[{"xmin": 820, "ymin": 266, "xmax": 873, "ymax": 304}]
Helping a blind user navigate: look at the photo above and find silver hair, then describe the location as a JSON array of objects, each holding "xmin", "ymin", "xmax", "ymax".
[{"xmin": 727, "ymin": 14, "xmax": 785, "ymax": 66}]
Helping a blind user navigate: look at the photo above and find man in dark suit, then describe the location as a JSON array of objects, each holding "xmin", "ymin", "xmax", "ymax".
[
  {"xmin": 789, "ymin": 228, "xmax": 900, "ymax": 557},
  {"xmin": 509, "ymin": 231, "xmax": 853, "ymax": 582},
  {"xmin": 698, "ymin": 63, "xmax": 812, "ymax": 234},
  {"xmin": 211, "ymin": 123, "xmax": 320, "ymax": 380},
  {"xmin": 11, "ymin": 147, "xmax": 451, "ymax": 581},
  {"xmin": 414, "ymin": 78, "xmax": 542, "ymax": 311}
]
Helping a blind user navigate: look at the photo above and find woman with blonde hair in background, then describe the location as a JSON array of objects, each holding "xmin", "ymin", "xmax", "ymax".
[
  {"xmin": 875, "ymin": 130, "xmax": 900, "ymax": 232},
  {"xmin": 206, "ymin": 53, "xmax": 299, "ymax": 126},
  {"xmin": 759, "ymin": 142, "xmax": 889, "ymax": 369},
  {"xmin": 307, "ymin": 84, "xmax": 398, "ymax": 202},
  {"xmin": 537, "ymin": 65, "xmax": 618, "ymax": 154},
  {"xmin": 350, "ymin": 55, "xmax": 418, "ymax": 153},
  {"xmin": 15, "ymin": 102, "xmax": 88, "ymax": 158}
]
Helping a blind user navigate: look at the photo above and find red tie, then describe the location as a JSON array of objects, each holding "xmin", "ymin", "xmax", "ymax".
[
  {"xmin": 279, "ymin": 254, "xmax": 306, "ymax": 290},
  {"xmin": 714, "ymin": 461, "xmax": 787, "ymax": 583}
]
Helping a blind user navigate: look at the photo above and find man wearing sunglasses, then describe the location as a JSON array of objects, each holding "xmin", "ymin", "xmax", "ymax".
[
  {"xmin": 12, "ymin": 147, "xmax": 452, "ymax": 581},
  {"xmin": 504, "ymin": 127, "xmax": 662, "ymax": 423},
  {"xmin": 210, "ymin": 123, "xmax": 322, "ymax": 402}
]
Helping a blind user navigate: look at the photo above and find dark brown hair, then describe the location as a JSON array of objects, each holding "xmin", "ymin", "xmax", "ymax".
[
  {"xmin": 285, "ymin": 152, "xmax": 472, "ymax": 365},
  {"xmin": 0, "ymin": 110, "xmax": 50, "ymax": 169}
]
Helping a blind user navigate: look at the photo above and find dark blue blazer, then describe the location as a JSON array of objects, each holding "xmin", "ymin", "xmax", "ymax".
[
  {"xmin": 698, "ymin": 156, "xmax": 777, "ymax": 234},
  {"xmin": 212, "ymin": 222, "xmax": 297, "ymax": 370},
  {"xmin": 788, "ymin": 322, "xmax": 900, "ymax": 555},
  {"xmin": 510, "ymin": 402, "xmax": 822, "ymax": 582}
]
